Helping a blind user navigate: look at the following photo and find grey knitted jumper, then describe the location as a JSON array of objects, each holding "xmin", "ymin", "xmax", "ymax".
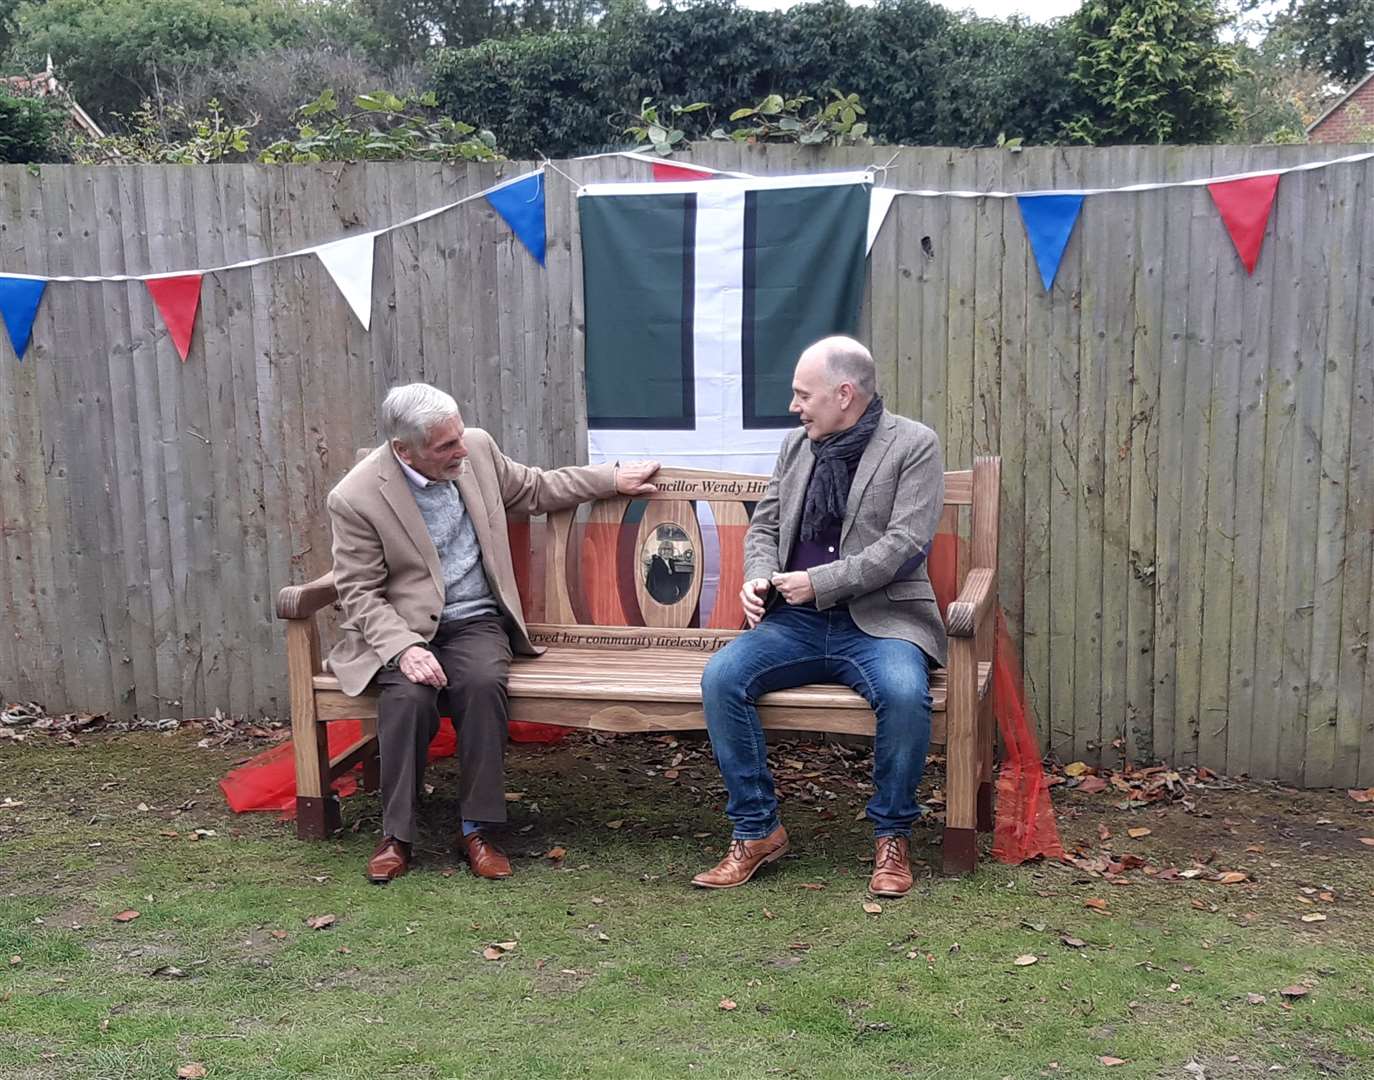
[{"xmin": 406, "ymin": 475, "xmax": 501, "ymax": 624}]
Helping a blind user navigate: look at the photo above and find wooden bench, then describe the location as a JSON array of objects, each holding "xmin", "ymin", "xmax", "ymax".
[{"xmin": 276, "ymin": 459, "xmax": 1001, "ymax": 873}]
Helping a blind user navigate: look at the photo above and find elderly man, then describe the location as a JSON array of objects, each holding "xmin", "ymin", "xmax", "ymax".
[
  {"xmin": 693, "ymin": 337, "xmax": 945, "ymax": 898},
  {"xmin": 328, "ymin": 383, "xmax": 658, "ymax": 883}
]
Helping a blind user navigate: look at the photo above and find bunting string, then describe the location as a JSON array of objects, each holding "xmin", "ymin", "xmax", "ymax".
[{"xmin": 0, "ymin": 167, "xmax": 546, "ymax": 284}]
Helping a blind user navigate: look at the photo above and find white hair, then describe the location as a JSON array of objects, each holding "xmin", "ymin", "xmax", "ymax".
[
  {"xmin": 806, "ymin": 335, "xmax": 878, "ymax": 398},
  {"xmin": 382, "ymin": 383, "xmax": 461, "ymax": 446}
]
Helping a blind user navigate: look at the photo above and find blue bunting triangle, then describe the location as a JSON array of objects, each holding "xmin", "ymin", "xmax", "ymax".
[
  {"xmin": 0, "ymin": 276, "xmax": 47, "ymax": 360},
  {"xmin": 486, "ymin": 169, "xmax": 546, "ymax": 266},
  {"xmin": 1016, "ymin": 194, "xmax": 1084, "ymax": 291}
]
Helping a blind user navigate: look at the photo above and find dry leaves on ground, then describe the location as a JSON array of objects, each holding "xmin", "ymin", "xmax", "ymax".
[
  {"xmin": 1013, "ymin": 954, "xmax": 1039, "ymax": 966},
  {"xmin": 304, "ymin": 914, "xmax": 336, "ymax": 931},
  {"xmin": 112, "ymin": 910, "xmax": 139, "ymax": 923},
  {"xmin": 177, "ymin": 1065, "xmax": 207, "ymax": 1079},
  {"xmin": 718, "ymin": 998, "xmax": 737, "ymax": 1011},
  {"xmin": 862, "ymin": 901, "xmax": 882, "ymax": 914}
]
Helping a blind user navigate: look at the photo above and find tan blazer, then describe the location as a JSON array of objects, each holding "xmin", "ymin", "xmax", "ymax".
[
  {"xmin": 744, "ymin": 409, "xmax": 948, "ymax": 667},
  {"xmin": 327, "ymin": 430, "xmax": 616, "ymax": 696}
]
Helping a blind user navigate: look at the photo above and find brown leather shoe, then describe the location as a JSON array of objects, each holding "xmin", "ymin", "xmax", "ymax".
[
  {"xmin": 869, "ymin": 835, "xmax": 913, "ymax": 898},
  {"xmin": 460, "ymin": 832, "xmax": 512, "ymax": 880},
  {"xmin": 691, "ymin": 826, "xmax": 789, "ymax": 889},
  {"xmin": 366, "ymin": 836, "xmax": 411, "ymax": 884}
]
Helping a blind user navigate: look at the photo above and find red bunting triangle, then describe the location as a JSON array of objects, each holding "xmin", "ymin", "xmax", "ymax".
[
  {"xmin": 1207, "ymin": 174, "xmax": 1280, "ymax": 275},
  {"xmin": 652, "ymin": 161, "xmax": 718, "ymax": 182},
  {"xmin": 145, "ymin": 274, "xmax": 203, "ymax": 361}
]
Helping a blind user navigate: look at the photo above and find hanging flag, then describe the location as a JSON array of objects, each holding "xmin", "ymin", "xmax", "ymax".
[
  {"xmin": 0, "ymin": 276, "xmax": 47, "ymax": 361},
  {"xmin": 314, "ymin": 233, "xmax": 377, "ymax": 330},
  {"xmin": 145, "ymin": 274, "xmax": 202, "ymax": 361},
  {"xmin": 486, "ymin": 169, "xmax": 546, "ymax": 266},
  {"xmin": 579, "ymin": 172, "xmax": 871, "ymax": 475},
  {"xmin": 867, "ymin": 187, "xmax": 898, "ymax": 254},
  {"xmin": 1208, "ymin": 173, "xmax": 1280, "ymax": 275},
  {"xmin": 1016, "ymin": 194, "xmax": 1084, "ymax": 291},
  {"xmin": 652, "ymin": 160, "xmax": 720, "ymax": 182}
]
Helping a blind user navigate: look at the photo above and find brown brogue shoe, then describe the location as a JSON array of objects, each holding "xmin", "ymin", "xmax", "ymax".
[
  {"xmin": 366, "ymin": 836, "xmax": 411, "ymax": 884},
  {"xmin": 691, "ymin": 825, "xmax": 789, "ymax": 889},
  {"xmin": 869, "ymin": 835, "xmax": 913, "ymax": 898},
  {"xmin": 460, "ymin": 832, "xmax": 512, "ymax": 880}
]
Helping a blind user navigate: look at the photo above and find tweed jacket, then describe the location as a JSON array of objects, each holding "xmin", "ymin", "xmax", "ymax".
[
  {"xmin": 326, "ymin": 430, "xmax": 617, "ymax": 696},
  {"xmin": 743, "ymin": 409, "xmax": 947, "ymax": 667}
]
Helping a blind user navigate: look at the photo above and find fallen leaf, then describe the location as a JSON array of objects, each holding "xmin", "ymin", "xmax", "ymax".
[
  {"xmin": 1348, "ymin": 788, "xmax": 1374, "ymax": 803},
  {"xmin": 664, "ymin": 769, "xmax": 680, "ymax": 780},
  {"xmin": 177, "ymin": 1065, "xmax": 207, "ymax": 1079},
  {"xmin": 1061, "ymin": 936, "xmax": 1087, "ymax": 949},
  {"xmin": 270, "ymin": 930, "xmax": 287, "ymax": 940},
  {"xmin": 1183, "ymin": 1062, "xmax": 1206, "ymax": 1080},
  {"xmin": 545, "ymin": 847, "xmax": 567, "ymax": 860},
  {"xmin": 862, "ymin": 901, "xmax": 882, "ymax": 914},
  {"xmin": 112, "ymin": 910, "xmax": 140, "ymax": 923},
  {"xmin": 1078, "ymin": 777, "xmax": 1109, "ymax": 794},
  {"xmin": 1064, "ymin": 761, "xmax": 1091, "ymax": 777},
  {"xmin": 1359, "ymin": 838, "xmax": 1374, "ymax": 847},
  {"xmin": 1217, "ymin": 871, "xmax": 1249, "ymax": 885},
  {"xmin": 718, "ymin": 998, "xmax": 737, "ymax": 1011},
  {"xmin": 492, "ymin": 940, "xmax": 518, "ymax": 951},
  {"xmin": 762, "ymin": 908, "xmax": 776, "ymax": 920},
  {"xmin": 1127, "ymin": 827, "xmax": 1152, "ymax": 839},
  {"xmin": 504, "ymin": 792, "xmax": 525, "ymax": 801},
  {"xmin": 8, "ymin": 955, "xmax": 20, "ymax": 966},
  {"xmin": 1099, "ymin": 1056, "xmax": 1127, "ymax": 1067},
  {"xmin": 150, "ymin": 965, "xmax": 187, "ymax": 978},
  {"xmin": 605, "ymin": 820, "xmax": 624, "ymax": 830},
  {"xmin": 1098, "ymin": 823, "xmax": 1112, "ymax": 841},
  {"xmin": 482, "ymin": 947, "xmax": 504, "ymax": 961},
  {"xmin": 1246, "ymin": 993, "xmax": 1266, "ymax": 1004},
  {"xmin": 1013, "ymin": 954, "xmax": 1039, "ymax": 966},
  {"xmin": 304, "ymin": 914, "xmax": 337, "ymax": 931},
  {"xmin": 1083, "ymin": 898, "xmax": 1109, "ymax": 911},
  {"xmin": 799, "ymin": 882, "xmax": 826, "ymax": 891},
  {"xmin": 1300, "ymin": 913, "xmax": 1327, "ymax": 923},
  {"xmin": 1279, "ymin": 985, "xmax": 1309, "ymax": 999}
]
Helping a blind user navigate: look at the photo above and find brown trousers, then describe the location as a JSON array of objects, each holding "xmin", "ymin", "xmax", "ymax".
[{"xmin": 372, "ymin": 615, "xmax": 513, "ymax": 843}]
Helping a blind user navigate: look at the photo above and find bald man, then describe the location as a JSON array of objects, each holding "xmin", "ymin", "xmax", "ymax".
[{"xmin": 693, "ymin": 337, "xmax": 946, "ymax": 898}]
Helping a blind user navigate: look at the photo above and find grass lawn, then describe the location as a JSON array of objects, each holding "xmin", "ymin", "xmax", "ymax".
[{"xmin": 2, "ymin": 728, "xmax": 1372, "ymax": 1080}]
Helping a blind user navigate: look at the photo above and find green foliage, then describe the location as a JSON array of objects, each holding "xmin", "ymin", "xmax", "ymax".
[
  {"xmin": 1228, "ymin": 38, "xmax": 1336, "ymax": 144},
  {"xmin": 1268, "ymin": 0, "xmax": 1374, "ymax": 85},
  {"xmin": 0, "ymin": 89, "xmax": 69, "ymax": 163},
  {"xmin": 69, "ymin": 99, "xmax": 254, "ymax": 164},
  {"xmin": 431, "ymin": 0, "xmax": 1085, "ymax": 157},
  {"xmin": 352, "ymin": 0, "xmax": 605, "ymax": 63},
  {"xmin": 1064, "ymin": 0, "xmax": 1242, "ymax": 145},
  {"xmin": 258, "ymin": 89, "xmax": 502, "ymax": 163},
  {"xmin": 712, "ymin": 90, "xmax": 869, "ymax": 146},
  {"xmin": 10, "ymin": 0, "xmax": 341, "ymax": 122},
  {"xmin": 622, "ymin": 96, "xmax": 708, "ymax": 155}
]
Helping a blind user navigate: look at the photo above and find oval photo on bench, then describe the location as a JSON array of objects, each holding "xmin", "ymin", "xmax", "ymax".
[{"xmin": 642, "ymin": 522, "xmax": 695, "ymax": 605}]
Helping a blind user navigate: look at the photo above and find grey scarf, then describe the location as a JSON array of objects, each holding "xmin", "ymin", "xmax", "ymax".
[{"xmin": 800, "ymin": 396, "xmax": 884, "ymax": 542}]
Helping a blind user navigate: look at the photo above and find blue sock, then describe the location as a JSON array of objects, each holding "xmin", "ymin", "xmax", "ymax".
[{"xmin": 461, "ymin": 820, "xmax": 485, "ymax": 837}]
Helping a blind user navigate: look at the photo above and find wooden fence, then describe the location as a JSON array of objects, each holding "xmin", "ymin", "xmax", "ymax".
[{"xmin": 1, "ymin": 144, "xmax": 1371, "ymax": 786}]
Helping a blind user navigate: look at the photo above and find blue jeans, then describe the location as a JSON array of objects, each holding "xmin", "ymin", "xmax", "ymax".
[{"xmin": 701, "ymin": 604, "xmax": 934, "ymax": 840}]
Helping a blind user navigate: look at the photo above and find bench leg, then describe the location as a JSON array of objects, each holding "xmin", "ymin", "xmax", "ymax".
[
  {"xmin": 943, "ymin": 638, "xmax": 980, "ymax": 875},
  {"xmin": 977, "ymin": 696, "xmax": 995, "ymax": 832},
  {"xmin": 942, "ymin": 827, "xmax": 977, "ymax": 875},
  {"xmin": 297, "ymin": 794, "xmax": 342, "ymax": 839}
]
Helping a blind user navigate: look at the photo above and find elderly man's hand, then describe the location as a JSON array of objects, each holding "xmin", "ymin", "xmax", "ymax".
[
  {"xmin": 770, "ymin": 571, "xmax": 816, "ymax": 606},
  {"xmin": 398, "ymin": 645, "xmax": 447, "ymax": 688},
  {"xmin": 615, "ymin": 461, "xmax": 660, "ymax": 496}
]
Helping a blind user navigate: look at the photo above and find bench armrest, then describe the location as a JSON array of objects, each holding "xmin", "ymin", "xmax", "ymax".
[
  {"xmin": 275, "ymin": 571, "xmax": 338, "ymax": 620},
  {"xmin": 945, "ymin": 567, "xmax": 994, "ymax": 638}
]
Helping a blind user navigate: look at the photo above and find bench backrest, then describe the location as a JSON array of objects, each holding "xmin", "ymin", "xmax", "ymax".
[{"xmin": 513, "ymin": 462, "xmax": 999, "ymax": 654}]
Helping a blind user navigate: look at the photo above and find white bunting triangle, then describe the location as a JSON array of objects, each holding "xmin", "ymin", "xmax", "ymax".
[
  {"xmin": 867, "ymin": 187, "xmax": 898, "ymax": 254},
  {"xmin": 313, "ymin": 232, "xmax": 377, "ymax": 330}
]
